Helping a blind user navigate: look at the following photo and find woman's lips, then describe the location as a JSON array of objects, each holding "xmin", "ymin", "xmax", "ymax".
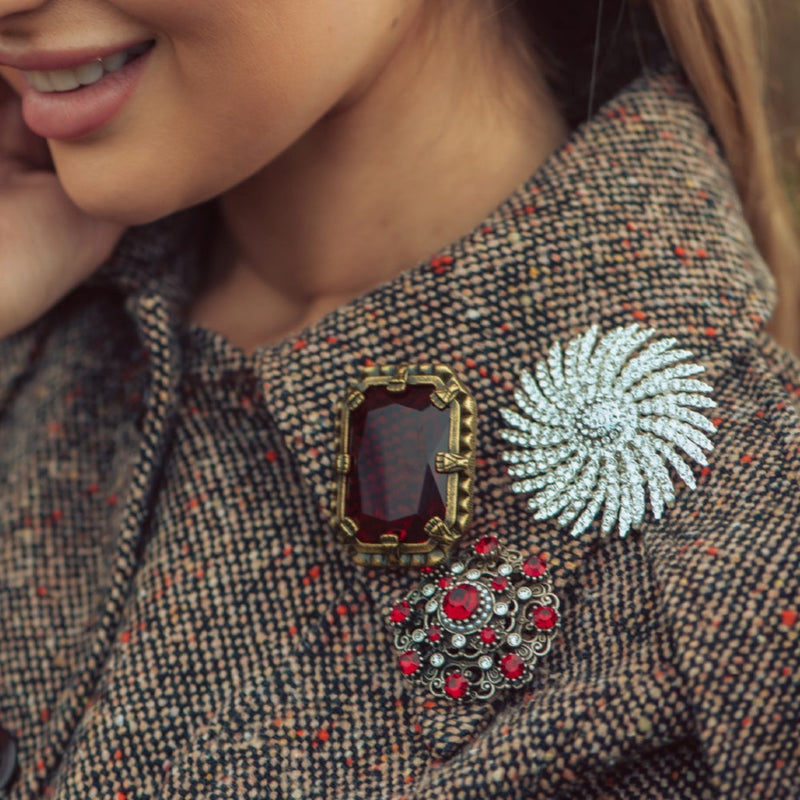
[{"xmin": 16, "ymin": 41, "xmax": 154, "ymax": 141}]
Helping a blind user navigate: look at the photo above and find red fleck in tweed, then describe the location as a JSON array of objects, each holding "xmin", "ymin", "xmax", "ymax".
[{"xmin": 0, "ymin": 66, "xmax": 798, "ymax": 799}]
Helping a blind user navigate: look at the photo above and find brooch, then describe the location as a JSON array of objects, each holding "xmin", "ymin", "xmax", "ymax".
[
  {"xmin": 389, "ymin": 537, "xmax": 559, "ymax": 701},
  {"xmin": 501, "ymin": 325, "xmax": 716, "ymax": 537},
  {"xmin": 333, "ymin": 364, "xmax": 477, "ymax": 568}
]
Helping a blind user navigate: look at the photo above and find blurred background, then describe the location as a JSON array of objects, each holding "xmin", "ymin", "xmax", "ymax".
[{"xmin": 766, "ymin": 0, "xmax": 800, "ymax": 217}]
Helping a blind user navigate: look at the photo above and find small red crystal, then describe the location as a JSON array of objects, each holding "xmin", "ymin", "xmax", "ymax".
[
  {"xmin": 439, "ymin": 576, "xmax": 452, "ymax": 589},
  {"xmin": 428, "ymin": 625, "xmax": 442, "ymax": 642},
  {"xmin": 491, "ymin": 576, "xmax": 508, "ymax": 593},
  {"xmin": 399, "ymin": 650, "xmax": 421, "ymax": 675},
  {"xmin": 500, "ymin": 653, "xmax": 525, "ymax": 680},
  {"xmin": 444, "ymin": 673, "xmax": 469, "ymax": 699},
  {"xmin": 480, "ymin": 627, "xmax": 497, "ymax": 644},
  {"xmin": 442, "ymin": 584, "xmax": 480, "ymax": 621},
  {"xmin": 390, "ymin": 601, "xmax": 410, "ymax": 624},
  {"xmin": 523, "ymin": 555, "xmax": 547, "ymax": 578},
  {"xmin": 475, "ymin": 535, "xmax": 499, "ymax": 555},
  {"xmin": 532, "ymin": 605, "xmax": 558, "ymax": 630}
]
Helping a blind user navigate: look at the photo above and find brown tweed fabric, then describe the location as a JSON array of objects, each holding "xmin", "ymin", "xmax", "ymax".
[{"xmin": 1, "ymin": 66, "xmax": 798, "ymax": 799}]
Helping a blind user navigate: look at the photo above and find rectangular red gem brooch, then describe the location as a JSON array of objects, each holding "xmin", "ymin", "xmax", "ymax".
[{"xmin": 333, "ymin": 365, "xmax": 477, "ymax": 568}]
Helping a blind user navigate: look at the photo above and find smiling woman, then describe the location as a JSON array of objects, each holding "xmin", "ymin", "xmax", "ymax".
[{"xmin": 0, "ymin": 1, "xmax": 798, "ymax": 799}]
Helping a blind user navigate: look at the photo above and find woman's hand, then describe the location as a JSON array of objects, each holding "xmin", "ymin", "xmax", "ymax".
[{"xmin": 0, "ymin": 72, "xmax": 124, "ymax": 339}]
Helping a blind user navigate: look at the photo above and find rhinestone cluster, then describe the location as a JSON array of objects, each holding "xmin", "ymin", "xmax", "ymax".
[
  {"xmin": 389, "ymin": 536, "xmax": 559, "ymax": 701},
  {"xmin": 501, "ymin": 325, "xmax": 716, "ymax": 537}
]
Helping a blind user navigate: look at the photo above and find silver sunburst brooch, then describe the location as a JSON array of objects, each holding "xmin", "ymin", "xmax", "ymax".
[{"xmin": 500, "ymin": 324, "xmax": 716, "ymax": 537}]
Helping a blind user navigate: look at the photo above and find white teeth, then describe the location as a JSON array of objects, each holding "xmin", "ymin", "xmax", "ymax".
[
  {"xmin": 75, "ymin": 60, "xmax": 104, "ymax": 85},
  {"xmin": 27, "ymin": 71, "xmax": 54, "ymax": 91},
  {"xmin": 48, "ymin": 69, "xmax": 81, "ymax": 92},
  {"xmin": 100, "ymin": 51, "xmax": 126, "ymax": 72},
  {"xmin": 24, "ymin": 42, "xmax": 150, "ymax": 93}
]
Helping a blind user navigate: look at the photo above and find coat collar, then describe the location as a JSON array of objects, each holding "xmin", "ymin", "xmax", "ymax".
[{"xmin": 78, "ymin": 62, "xmax": 778, "ymax": 756}]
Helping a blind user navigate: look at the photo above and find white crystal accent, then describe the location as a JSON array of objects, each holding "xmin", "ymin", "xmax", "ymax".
[
  {"xmin": 517, "ymin": 587, "xmax": 532, "ymax": 600},
  {"xmin": 430, "ymin": 653, "xmax": 445, "ymax": 667},
  {"xmin": 412, "ymin": 629, "xmax": 425, "ymax": 642},
  {"xmin": 498, "ymin": 564, "xmax": 512, "ymax": 576},
  {"xmin": 479, "ymin": 656, "xmax": 493, "ymax": 670},
  {"xmin": 466, "ymin": 569, "xmax": 481, "ymax": 580},
  {"xmin": 425, "ymin": 600, "xmax": 438, "ymax": 613},
  {"xmin": 452, "ymin": 634, "xmax": 466, "ymax": 648},
  {"xmin": 451, "ymin": 563, "xmax": 465, "ymax": 574},
  {"xmin": 508, "ymin": 633, "xmax": 522, "ymax": 647},
  {"xmin": 422, "ymin": 584, "xmax": 436, "ymax": 597},
  {"xmin": 501, "ymin": 325, "xmax": 715, "ymax": 536},
  {"xmin": 494, "ymin": 602, "xmax": 509, "ymax": 616}
]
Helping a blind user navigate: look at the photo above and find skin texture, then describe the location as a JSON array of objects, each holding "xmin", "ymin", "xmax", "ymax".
[{"xmin": 0, "ymin": 0, "xmax": 567, "ymax": 349}]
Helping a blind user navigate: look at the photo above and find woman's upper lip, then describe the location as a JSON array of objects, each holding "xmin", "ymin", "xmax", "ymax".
[{"xmin": 0, "ymin": 38, "xmax": 151, "ymax": 71}]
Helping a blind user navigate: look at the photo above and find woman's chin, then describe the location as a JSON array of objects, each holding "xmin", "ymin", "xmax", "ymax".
[{"xmin": 57, "ymin": 170, "xmax": 188, "ymax": 227}]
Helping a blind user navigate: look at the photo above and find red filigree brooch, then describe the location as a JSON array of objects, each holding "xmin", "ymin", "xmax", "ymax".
[{"xmin": 389, "ymin": 536, "xmax": 559, "ymax": 701}]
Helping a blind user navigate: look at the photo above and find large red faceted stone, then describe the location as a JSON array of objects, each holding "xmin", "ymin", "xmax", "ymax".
[
  {"xmin": 346, "ymin": 384, "xmax": 450, "ymax": 544},
  {"xmin": 442, "ymin": 584, "xmax": 479, "ymax": 621}
]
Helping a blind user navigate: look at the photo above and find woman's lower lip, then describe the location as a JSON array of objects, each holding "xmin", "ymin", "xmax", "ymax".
[{"xmin": 20, "ymin": 49, "xmax": 151, "ymax": 141}]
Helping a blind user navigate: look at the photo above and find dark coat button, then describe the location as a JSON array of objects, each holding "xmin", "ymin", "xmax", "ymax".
[{"xmin": 0, "ymin": 726, "xmax": 18, "ymax": 790}]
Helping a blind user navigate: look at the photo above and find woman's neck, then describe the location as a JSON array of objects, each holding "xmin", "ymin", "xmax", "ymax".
[{"xmin": 188, "ymin": 6, "xmax": 567, "ymax": 352}]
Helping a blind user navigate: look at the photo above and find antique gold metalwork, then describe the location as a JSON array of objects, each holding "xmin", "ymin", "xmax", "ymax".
[{"xmin": 333, "ymin": 364, "xmax": 477, "ymax": 568}]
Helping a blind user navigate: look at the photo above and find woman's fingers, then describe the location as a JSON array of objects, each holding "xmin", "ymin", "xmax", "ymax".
[{"xmin": 0, "ymin": 74, "xmax": 125, "ymax": 339}]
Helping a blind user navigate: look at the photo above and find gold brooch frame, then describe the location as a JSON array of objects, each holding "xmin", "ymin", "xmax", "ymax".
[{"xmin": 333, "ymin": 364, "xmax": 477, "ymax": 568}]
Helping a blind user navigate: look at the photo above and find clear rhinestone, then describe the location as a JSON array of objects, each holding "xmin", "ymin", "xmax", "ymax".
[
  {"xmin": 422, "ymin": 584, "xmax": 436, "ymax": 597},
  {"xmin": 412, "ymin": 629, "xmax": 425, "ymax": 642},
  {"xmin": 452, "ymin": 634, "xmax": 466, "ymax": 648},
  {"xmin": 466, "ymin": 569, "xmax": 481, "ymax": 580},
  {"xmin": 494, "ymin": 602, "xmax": 509, "ymax": 616},
  {"xmin": 430, "ymin": 653, "xmax": 445, "ymax": 667},
  {"xmin": 425, "ymin": 600, "xmax": 438, "ymax": 613},
  {"xmin": 451, "ymin": 563, "xmax": 465, "ymax": 574},
  {"xmin": 517, "ymin": 587, "xmax": 532, "ymax": 601},
  {"xmin": 498, "ymin": 564, "xmax": 512, "ymax": 576},
  {"xmin": 479, "ymin": 656, "xmax": 493, "ymax": 670},
  {"xmin": 507, "ymin": 633, "xmax": 522, "ymax": 647}
]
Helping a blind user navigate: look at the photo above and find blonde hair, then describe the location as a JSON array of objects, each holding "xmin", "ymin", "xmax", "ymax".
[
  {"xmin": 652, "ymin": 0, "xmax": 800, "ymax": 353},
  {"xmin": 504, "ymin": 0, "xmax": 800, "ymax": 353}
]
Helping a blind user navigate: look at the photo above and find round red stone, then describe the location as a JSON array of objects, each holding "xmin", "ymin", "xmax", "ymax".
[
  {"xmin": 475, "ymin": 535, "xmax": 498, "ymax": 555},
  {"xmin": 523, "ymin": 555, "xmax": 547, "ymax": 578},
  {"xmin": 500, "ymin": 653, "xmax": 525, "ymax": 680},
  {"xmin": 532, "ymin": 605, "xmax": 559, "ymax": 630},
  {"xmin": 480, "ymin": 627, "xmax": 497, "ymax": 644},
  {"xmin": 439, "ymin": 576, "xmax": 452, "ymax": 589},
  {"xmin": 399, "ymin": 650, "xmax": 421, "ymax": 675},
  {"xmin": 442, "ymin": 584, "xmax": 480, "ymax": 621},
  {"xmin": 428, "ymin": 625, "xmax": 442, "ymax": 642},
  {"xmin": 444, "ymin": 673, "xmax": 469, "ymax": 699},
  {"xmin": 390, "ymin": 601, "xmax": 411, "ymax": 624},
  {"xmin": 491, "ymin": 576, "xmax": 508, "ymax": 593}
]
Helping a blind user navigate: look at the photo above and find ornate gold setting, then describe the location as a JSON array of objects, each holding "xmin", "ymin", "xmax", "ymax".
[{"xmin": 333, "ymin": 364, "xmax": 477, "ymax": 568}]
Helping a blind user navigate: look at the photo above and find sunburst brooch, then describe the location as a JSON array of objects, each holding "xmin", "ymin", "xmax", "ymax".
[{"xmin": 500, "ymin": 325, "xmax": 716, "ymax": 537}]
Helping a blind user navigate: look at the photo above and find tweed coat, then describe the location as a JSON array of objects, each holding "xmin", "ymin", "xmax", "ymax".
[{"xmin": 0, "ymin": 66, "xmax": 798, "ymax": 799}]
